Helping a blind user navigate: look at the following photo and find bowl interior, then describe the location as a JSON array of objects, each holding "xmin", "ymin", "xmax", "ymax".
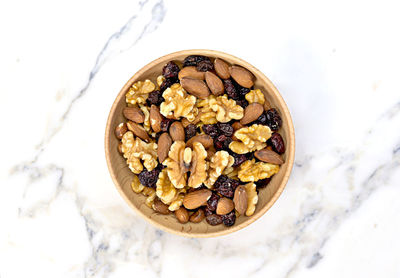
[{"xmin": 105, "ymin": 50, "xmax": 295, "ymax": 237}]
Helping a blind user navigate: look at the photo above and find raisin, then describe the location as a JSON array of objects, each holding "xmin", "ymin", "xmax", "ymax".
[
  {"xmin": 206, "ymin": 214, "xmax": 223, "ymax": 226},
  {"xmin": 231, "ymin": 153, "xmax": 247, "ymax": 167},
  {"xmin": 146, "ymin": 90, "xmax": 164, "ymax": 106},
  {"xmin": 196, "ymin": 59, "xmax": 214, "ymax": 72},
  {"xmin": 265, "ymin": 108, "xmax": 282, "ymax": 131},
  {"xmin": 255, "ymin": 113, "xmax": 268, "ymax": 125},
  {"xmin": 217, "ymin": 123, "xmax": 233, "ymax": 137},
  {"xmin": 221, "ymin": 211, "xmax": 236, "ymax": 227},
  {"xmin": 138, "ymin": 167, "xmax": 161, "ymax": 188},
  {"xmin": 183, "ymin": 55, "xmax": 208, "ymax": 67},
  {"xmin": 207, "ymin": 193, "xmax": 220, "ymax": 212},
  {"xmin": 204, "ymin": 207, "xmax": 213, "ymax": 217},
  {"xmin": 162, "ymin": 61, "xmax": 180, "ymax": 79},
  {"xmin": 160, "ymin": 77, "xmax": 177, "ymax": 92},
  {"xmin": 214, "ymin": 135, "xmax": 232, "ymax": 150},
  {"xmin": 256, "ymin": 178, "xmax": 271, "ymax": 189},
  {"xmin": 224, "ymin": 79, "xmax": 239, "ymax": 100},
  {"xmin": 160, "ymin": 117, "xmax": 173, "ymax": 132},
  {"xmin": 202, "ymin": 124, "xmax": 219, "ymax": 138},
  {"xmin": 269, "ymin": 133, "xmax": 285, "ymax": 154},
  {"xmin": 185, "ymin": 124, "xmax": 197, "ymax": 141},
  {"xmin": 214, "ymin": 175, "xmax": 239, "ymax": 198},
  {"xmin": 238, "ymin": 86, "xmax": 250, "ymax": 98},
  {"xmin": 235, "ymin": 99, "xmax": 249, "ymax": 108}
]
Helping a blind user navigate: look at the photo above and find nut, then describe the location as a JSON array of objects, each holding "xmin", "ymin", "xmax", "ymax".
[
  {"xmin": 240, "ymin": 103, "xmax": 264, "ymax": 125},
  {"xmin": 143, "ymin": 187, "xmax": 156, "ymax": 208},
  {"xmin": 216, "ymin": 197, "xmax": 234, "ymax": 215},
  {"xmin": 131, "ymin": 175, "xmax": 144, "ymax": 193},
  {"xmin": 139, "ymin": 105, "xmax": 151, "ymax": 133},
  {"xmin": 183, "ymin": 189, "xmax": 212, "ymax": 209},
  {"xmin": 233, "ymin": 185, "xmax": 247, "ymax": 215},
  {"xmin": 181, "ymin": 77, "xmax": 210, "ymax": 99},
  {"xmin": 238, "ymin": 159, "xmax": 280, "ymax": 182},
  {"xmin": 209, "ymin": 95, "xmax": 244, "ymax": 123},
  {"xmin": 168, "ymin": 190, "xmax": 186, "ymax": 211},
  {"xmin": 245, "ymin": 89, "xmax": 265, "ymax": 105},
  {"xmin": 127, "ymin": 121, "xmax": 150, "ymax": 142},
  {"xmin": 205, "ymin": 71, "xmax": 224, "ymax": 96},
  {"xmin": 118, "ymin": 142, "xmax": 123, "ymax": 154},
  {"xmin": 126, "ymin": 79, "xmax": 155, "ymax": 105},
  {"xmin": 229, "ymin": 124, "xmax": 271, "ymax": 154},
  {"xmin": 214, "ymin": 58, "xmax": 230, "ymax": 79},
  {"xmin": 156, "ymin": 75, "xmax": 165, "ymax": 87},
  {"xmin": 186, "ymin": 134, "xmax": 213, "ymax": 149},
  {"xmin": 232, "ymin": 121, "xmax": 244, "ymax": 131},
  {"xmin": 175, "ymin": 207, "xmax": 189, "ymax": 223},
  {"xmin": 254, "ymin": 148, "xmax": 284, "ymax": 164},
  {"xmin": 150, "ymin": 105, "xmax": 162, "ymax": 133},
  {"xmin": 169, "ymin": 121, "xmax": 185, "ymax": 141},
  {"xmin": 160, "ymin": 83, "xmax": 198, "ymax": 121},
  {"xmin": 163, "ymin": 141, "xmax": 187, "ymax": 188},
  {"xmin": 244, "ymin": 183, "xmax": 258, "ymax": 216},
  {"xmin": 115, "ymin": 123, "xmax": 128, "ymax": 139},
  {"xmin": 178, "ymin": 66, "xmax": 205, "ymax": 80},
  {"xmin": 204, "ymin": 151, "xmax": 234, "ymax": 188},
  {"xmin": 189, "ymin": 208, "xmax": 205, "ymax": 223},
  {"xmin": 152, "ymin": 198, "xmax": 170, "ymax": 215},
  {"xmin": 156, "ymin": 169, "xmax": 177, "ymax": 204},
  {"xmin": 229, "ymin": 66, "xmax": 254, "ymax": 88},
  {"xmin": 188, "ymin": 142, "xmax": 208, "ymax": 188},
  {"xmin": 157, "ymin": 133, "xmax": 172, "ymax": 163},
  {"xmin": 123, "ymin": 107, "xmax": 145, "ymax": 123}
]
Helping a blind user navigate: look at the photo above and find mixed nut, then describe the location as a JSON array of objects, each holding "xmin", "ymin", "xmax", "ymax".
[{"xmin": 115, "ymin": 55, "xmax": 286, "ymax": 227}]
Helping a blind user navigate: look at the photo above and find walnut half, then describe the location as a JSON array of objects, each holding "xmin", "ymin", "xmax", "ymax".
[
  {"xmin": 229, "ymin": 124, "xmax": 272, "ymax": 154},
  {"xmin": 204, "ymin": 151, "xmax": 234, "ymax": 188},
  {"xmin": 126, "ymin": 80, "xmax": 155, "ymax": 105},
  {"xmin": 209, "ymin": 95, "xmax": 244, "ymax": 123},
  {"xmin": 238, "ymin": 159, "xmax": 280, "ymax": 182}
]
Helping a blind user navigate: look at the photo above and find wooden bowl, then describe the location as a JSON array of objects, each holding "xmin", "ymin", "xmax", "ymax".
[{"xmin": 105, "ymin": 49, "xmax": 295, "ymax": 237}]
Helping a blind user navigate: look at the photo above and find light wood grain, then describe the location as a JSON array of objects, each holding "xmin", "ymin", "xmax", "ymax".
[{"xmin": 105, "ymin": 49, "xmax": 295, "ymax": 237}]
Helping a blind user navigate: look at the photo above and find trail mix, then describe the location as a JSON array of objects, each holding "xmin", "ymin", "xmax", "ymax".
[{"xmin": 115, "ymin": 55, "xmax": 286, "ymax": 227}]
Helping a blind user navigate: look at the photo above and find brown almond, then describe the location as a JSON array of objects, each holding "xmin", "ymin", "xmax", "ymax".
[
  {"xmin": 232, "ymin": 121, "xmax": 244, "ymax": 131},
  {"xmin": 189, "ymin": 208, "xmax": 205, "ymax": 223},
  {"xmin": 233, "ymin": 185, "xmax": 248, "ymax": 215},
  {"xmin": 183, "ymin": 189, "xmax": 212, "ymax": 210},
  {"xmin": 216, "ymin": 197, "xmax": 235, "ymax": 215},
  {"xmin": 229, "ymin": 66, "xmax": 255, "ymax": 88},
  {"xmin": 178, "ymin": 66, "xmax": 205, "ymax": 80},
  {"xmin": 181, "ymin": 113, "xmax": 201, "ymax": 127},
  {"xmin": 117, "ymin": 142, "xmax": 123, "ymax": 154},
  {"xmin": 181, "ymin": 78, "xmax": 210, "ymax": 99},
  {"xmin": 254, "ymin": 148, "xmax": 284, "ymax": 164},
  {"xmin": 205, "ymin": 71, "xmax": 224, "ymax": 96},
  {"xmin": 126, "ymin": 121, "xmax": 150, "ymax": 142},
  {"xmin": 261, "ymin": 91, "xmax": 272, "ymax": 110},
  {"xmin": 214, "ymin": 58, "xmax": 230, "ymax": 79},
  {"xmin": 169, "ymin": 121, "xmax": 185, "ymax": 141},
  {"xmin": 186, "ymin": 134, "xmax": 213, "ymax": 149},
  {"xmin": 175, "ymin": 207, "xmax": 189, "ymax": 223},
  {"xmin": 123, "ymin": 107, "xmax": 145, "ymax": 123},
  {"xmin": 240, "ymin": 103, "xmax": 264, "ymax": 125},
  {"xmin": 157, "ymin": 133, "xmax": 172, "ymax": 163},
  {"xmin": 153, "ymin": 199, "xmax": 170, "ymax": 215},
  {"xmin": 115, "ymin": 122, "xmax": 127, "ymax": 139},
  {"xmin": 150, "ymin": 105, "xmax": 162, "ymax": 133}
]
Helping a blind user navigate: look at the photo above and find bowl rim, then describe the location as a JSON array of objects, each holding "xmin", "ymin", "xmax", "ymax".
[{"xmin": 105, "ymin": 49, "xmax": 295, "ymax": 238}]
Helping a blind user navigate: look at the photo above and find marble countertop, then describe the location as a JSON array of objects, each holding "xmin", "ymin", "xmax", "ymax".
[{"xmin": 1, "ymin": 0, "xmax": 399, "ymax": 277}]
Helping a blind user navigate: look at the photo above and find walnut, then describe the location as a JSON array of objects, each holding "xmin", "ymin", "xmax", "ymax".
[
  {"xmin": 244, "ymin": 182, "xmax": 258, "ymax": 216},
  {"xmin": 196, "ymin": 95, "xmax": 217, "ymax": 124},
  {"xmin": 142, "ymin": 187, "xmax": 156, "ymax": 208},
  {"xmin": 160, "ymin": 83, "xmax": 198, "ymax": 120},
  {"xmin": 156, "ymin": 169, "xmax": 177, "ymax": 205},
  {"xmin": 156, "ymin": 75, "xmax": 165, "ymax": 88},
  {"xmin": 245, "ymin": 89, "xmax": 265, "ymax": 104},
  {"xmin": 126, "ymin": 80, "xmax": 155, "ymax": 105},
  {"xmin": 229, "ymin": 124, "xmax": 272, "ymax": 154},
  {"xmin": 139, "ymin": 104, "xmax": 151, "ymax": 133},
  {"xmin": 131, "ymin": 175, "xmax": 144, "ymax": 193},
  {"xmin": 168, "ymin": 189, "xmax": 186, "ymax": 211},
  {"xmin": 209, "ymin": 94, "xmax": 244, "ymax": 123},
  {"xmin": 204, "ymin": 151, "xmax": 234, "ymax": 188},
  {"xmin": 238, "ymin": 159, "xmax": 280, "ymax": 182},
  {"xmin": 163, "ymin": 141, "xmax": 208, "ymax": 189},
  {"xmin": 226, "ymin": 168, "xmax": 239, "ymax": 179},
  {"xmin": 121, "ymin": 131, "xmax": 158, "ymax": 174}
]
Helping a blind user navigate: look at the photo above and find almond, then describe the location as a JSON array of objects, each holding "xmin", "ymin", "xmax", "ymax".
[
  {"xmin": 126, "ymin": 121, "xmax": 150, "ymax": 142},
  {"xmin": 205, "ymin": 71, "xmax": 224, "ymax": 96},
  {"xmin": 169, "ymin": 121, "xmax": 185, "ymax": 141},
  {"xmin": 181, "ymin": 78, "xmax": 210, "ymax": 99},
  {"xmin": 152, "ymin": 199, "xmax": 170, "ymax": 215},
  {"xmin": 157, "ymin": 133, "xmax": 172, "ymax": 163},
  {"xmin": 186, "ymin": 134, "xmax": 213, "ymax": 149},
  {"xmin": 123, "ymin": 107, "xmax": 144, "ymax": 123},
  {"xmin": 189, "ymin": 208, "xmax": 205, "ymax": 223},
  {"xmin": 233, "ymin": 185, "xmax": 247, "ymax": 215},
  {"xmin": 178, "ymin": 66, "xmax": 205, "ymax": 80},
  {"xmin": 232, "ymin": 121, "xmax": 244, "ymax": 131},
  {"xmin": 175, "ymin": 207, "xmax": 189, "ymax": 223},
  {"xmin": 261, "ymin": 91, "xmax": 272, "ymax": 111},
  {"xmin": 254, "ymin": 148, "xmax": 284, "ymax": 164},
  {"xmin": 181, "ymin": 113, "xmax": 201, "ymax": 127},
  {"xmin": 229, "ymin": 66, "xmax": 255, "ymax": 88},
  {"xmin": 118, "ymin": 142, "xmax": 123, "ymax": 154},
  {"xmin": 183, "ymin": 189, "xmax": 212, "ymax": 210},
  {"xmin": 214, "ymin": 58, "xmax": 230, "ymax": 79},
  {"xmin": 150, "ymin": 105, "xmax": 162, "ymax": 133},
  {"xmin": 115, "ymin": 122, "xmax": 127, "ymax": 139},
  {"xmin": 216, "ymin": 197, "xmax": 234, "ymax": 215},
  {"xmin": 240, "ymin": 103, "xmax": 264, "ymax": 125}
]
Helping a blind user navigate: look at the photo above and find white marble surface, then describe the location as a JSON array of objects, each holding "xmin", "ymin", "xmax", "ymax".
[{"xmin": 1, "ymin": 0, "xmax": 400, "ymax": 277}]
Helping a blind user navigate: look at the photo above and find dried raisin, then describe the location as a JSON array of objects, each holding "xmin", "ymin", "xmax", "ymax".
[
  {"xmin": 162, "ymin": 61, "xmax": 180, "ymax": 79},
  {"xmin": 269, "ymin": 133, "xmax": 285, "ymax": 154},
  {"xmin": 196, "ymin": 59, "xmax": 214, "ymax": 72},
  {"xmin": 221, "ymin": 211, "xmax": 236, "ymax": 226},
  {"xmin": 265, "ymin": 108, "xmax": 282, "ymax": 131},
  {"xmin": 206, "ymin": 214, "xmax": 222, "ymax": 226}
]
